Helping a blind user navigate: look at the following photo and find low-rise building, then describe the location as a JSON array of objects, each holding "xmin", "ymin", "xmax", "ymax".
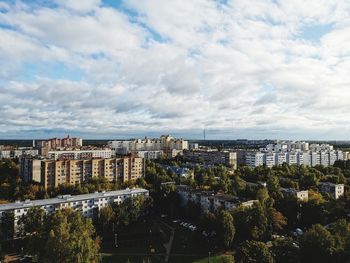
[
  {"xmin": 319, "ymin": 182, "xmax": 344, "ymax": 199},
  {"xmin": 176, "ymin": 185, "xmax": 257, "ymax": 212},
  {"xmin": 0, "ymin": 188, "xmax": 149, "ymax": 237},
  {"xmin": 281, "ymin": 188, "xmax": 308, "ymax": 201}
]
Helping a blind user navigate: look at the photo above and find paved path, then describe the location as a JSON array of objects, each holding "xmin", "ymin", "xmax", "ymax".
[{"xmin": 160, "ymin": 220, "xmax": 175, "ymax": 263}]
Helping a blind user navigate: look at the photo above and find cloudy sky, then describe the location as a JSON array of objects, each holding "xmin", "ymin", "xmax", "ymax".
[{"xmin": 1, "ymin": 0, "xmax": 350, "ymax": 140}]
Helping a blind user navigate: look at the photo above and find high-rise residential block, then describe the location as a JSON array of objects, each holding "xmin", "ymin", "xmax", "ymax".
[{"xmin": 21, "ymin": 157, "xmax": 145, "ymax": 189}]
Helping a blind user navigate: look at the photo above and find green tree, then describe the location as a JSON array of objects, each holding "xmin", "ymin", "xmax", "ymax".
[
  {"xmin": 330, "ymin": 219, "xmax": 350, "ymax": 262},
  {"xmin": 272, "ymin": 237, "xmax": 300, "ymax": 263},
  {"xmin": 300, "ymin": 172, "xmax": 319, "ymax": 189},
  {"xmin": 300, "ymin": 224, "xmax": 334, "ymax": 263},
  {"xmin": 18, "ymin": 207, "xmax": 45, "ymax": 236},
  {"xmin": 236, "ymin": 240, "xmax": 273, "ymax": 263},
  {"xmin": 232, "ymin": 202, "xmax": 268, "ymax": 241},
  {"xmin": 267, "ymin": 175, "xmax": 280, "ymax": 195},
  {"xmin": 98, "ymin": 205, "xmax": 114, "ymax": 234},
  {"xmin": 219, "ymin": 210, "xmax": 235, "ymax": 248},
  {"xmin": 256, "ymin": 188, "xmax": 269, "ymax": 205},
  {"xmin": 28, "ymin": 209, "xmax": 100, "ymax": 263},
  {"xmin": 0, "ymin": 211, "xmax": 14, "ymax": 240}
]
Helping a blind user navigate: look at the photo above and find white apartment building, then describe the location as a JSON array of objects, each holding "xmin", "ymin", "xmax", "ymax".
[
  {"xmin": 135, "ymin": 150, "xmax": 163, "ymax": 160},
  {"xmin": 265, "ymin": 153, "xmax": 276, "ymax": 168},
  {"xmin": 47, "ymin": 149, "xmax": 112, "ymax": 160},
  {"xmin": 0, "ymin": 188, "xmax": 149, "ymax": 237},
  {"xmin": 277, "ymin": 153, "xmax": 287, "ymax": 165},
  {"xmin": 287, "ymin": 152, "xmax": 298, "ymax": 165},
  {"xmin": 108, "ymin": 135, "xmax": 188, "ymax": 159},
  {"xmin": 246, "ymin": 152, "xmax": 265, "ymax": 167},
  {"xmin": 246, "ymin": 141, "xmax": 344, "ymax": 168},
  {"xmin": 0, "ymin": 148, "xmax": 38, "ymax": 159}
]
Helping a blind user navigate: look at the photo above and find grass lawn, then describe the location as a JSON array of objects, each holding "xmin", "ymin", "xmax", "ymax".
[{"xmin": 192, "ymin": 255, "xmax": 234, "ymax": 263}]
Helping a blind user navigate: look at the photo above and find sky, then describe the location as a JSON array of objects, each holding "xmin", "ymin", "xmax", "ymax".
[{"xmin": 1, "ymin": 0, "xmax": 350, "ymax": 140}]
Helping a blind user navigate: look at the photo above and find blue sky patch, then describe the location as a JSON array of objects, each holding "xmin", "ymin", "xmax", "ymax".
[{"xmin": 299, "ymin": 23, "xmax": 333, "ymax": 42}]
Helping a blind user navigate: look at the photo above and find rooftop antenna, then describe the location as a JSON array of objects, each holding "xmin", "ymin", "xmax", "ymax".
[{"xmin": 203, "ymin": 129, "xmax": 206, "ymax": 141}]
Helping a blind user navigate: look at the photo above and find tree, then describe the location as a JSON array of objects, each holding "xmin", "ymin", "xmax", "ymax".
[
  {"xmin": 27, "ymin": 209, "xmax": 100, "ymax": 263},
  {"xmin": 256, "ymin": 188, "xmax": 269, "ymax": 205},
  {"xmin": 232, "ymin": 202, "xmax": 268, "ymax": 241},
  {"xmin": 266, "ymin": 206, "xmax": 287, "ymax": 234},
  {"xmin": 267, "ymin": 175, "xmax": 280, "ymax": 194},
  {"xmin": 18, "ymin": 207, "xmax": 45, "ymax": 236},
  {"xmin": 219, "ymin": 210, "xmax": 235, "ymax": 248},
  {"xmin": 0, "ymin": 211, "xmax": 14, "ymax": 240},
  {"xmin": 272, "ymin": 237, "xmax": 300, "ymax": 263},
  {"xmin": 300, "ymin": 200, "xmax": 327, "ymax": 227},
  {"xmin": 231, "ymin": 175, "xmax": 246, "ymax": 196},
  {"xmin": 200, "ymin": 211, "xmax": 217, "ymax": 233},
  {"xmin": 330, "ymin": 219, "xmax": 350, "ymax": 262},
  {"xmin": 300, "ymin": 224, "xmax": 335, "ymax": 263},
  {"xmin": 236, "ymin": 240, "xmax": 273, "ymax": 263},
  {"xmin": 98, "ymin": 205, "xmax": 114, "ymax": 235},
  {"xmin": 300, "ymin": 172, "xmax": 319, "ymax": 189}
]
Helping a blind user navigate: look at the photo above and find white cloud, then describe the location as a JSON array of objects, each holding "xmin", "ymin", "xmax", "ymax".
[{"xmin": 1, "ymin": 0, "xmax": 350, "ymax": 139}]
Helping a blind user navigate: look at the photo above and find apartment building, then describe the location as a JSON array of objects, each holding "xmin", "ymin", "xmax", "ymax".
[
  {"xmin": 134, "ymin": 150, "xmax": 163, "ymax": 160},
  {"xmin": 36, "ymin": 136, "xmax": 83, "ymax": 155},
  {"xmin": 0, "ymin": 147, "xmax": 38, "ymax": 159},
  {"xmin": 176, "ymin": 185, "xmax": 256, "ymax": 212},
  {"xmin": 319, "ymin": 182, "xmax": 344, "ymax": 199},
  {"xmin": 0, "ymin": 188, "xmax": 149, "ymax": 237},
  {"xmin": 47, "ymin": 148, "xmax": 112, "ymax": 160},
  {"xmin": 21, "ymin": 157, "xmax": 145, "ymax": 188},
  {"xmin": 183, "ymin": 149, "xmax": 237, "ymax": 168},
  {"xmin": 281, "ymin": 188, "xmax": 309, "ymax": 201},
  {"xmin": 245, "ymin": 152, "xmax": 265, "ymax": 167},
  {"xmin": 108, "ymin": 135, "xmax": 188, "ymax": 158},
  {"xmin": 20, "ymin": 158, "xmax": 42, "ymax": 182},
  {"xmin": 244, "ymin": 145, "xmax": 343, "ymax": 168}
]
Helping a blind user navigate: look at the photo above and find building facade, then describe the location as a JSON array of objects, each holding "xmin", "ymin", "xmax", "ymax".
[
  {"xmin": 108, "ymin": 135, "xmax": 188, "ymax": 158},
  {"xmin": 47, "ymin": 148, "xmax": 112, "ymax": 160},
  {"xmin": 319, "ymin": 182, "xmax": 344, "ymax": 199},
  {"xmin": 0, "ymin": 147, "xmax": 38, "ymax": 159},
  {"xmin": 245, "ymin": 144, "xmax": 344, "ymax": 168},
  {"xmin": 36, "ymin": 136, "xmax": 83, "ymax": 155},
  {"xmin": 176, "ymin": 185, "xmax": 256, "ymax": 212},
  {"xmin": 281, "ymin": 188, "xmax": 309, "ymax": 201},
  {"xmin": 0, "ymin": 188, "xmax": 149, "ymax": 237},
  {"xmin": 21, "ymin": 157, "xmax": 145, "ymax": 188},
  {"xmin": 183, "ymin": 149, "xmax": 237, "ymax": 168}
]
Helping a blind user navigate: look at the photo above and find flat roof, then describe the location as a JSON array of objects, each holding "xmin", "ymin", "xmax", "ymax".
[{"xmin": 0, "ymin": 188, "xmax": 148, "ymax": 212}]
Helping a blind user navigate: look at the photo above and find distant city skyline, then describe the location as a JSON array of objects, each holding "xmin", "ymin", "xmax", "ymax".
[{"xmin": 1, "ymin": 1, "xmax": 350, "ymax": 139}]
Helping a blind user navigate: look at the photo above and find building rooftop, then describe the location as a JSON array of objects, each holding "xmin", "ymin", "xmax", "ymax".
[{"xmin": 0, "ymin": 188, "xmax": 148, "ymax": 212}]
